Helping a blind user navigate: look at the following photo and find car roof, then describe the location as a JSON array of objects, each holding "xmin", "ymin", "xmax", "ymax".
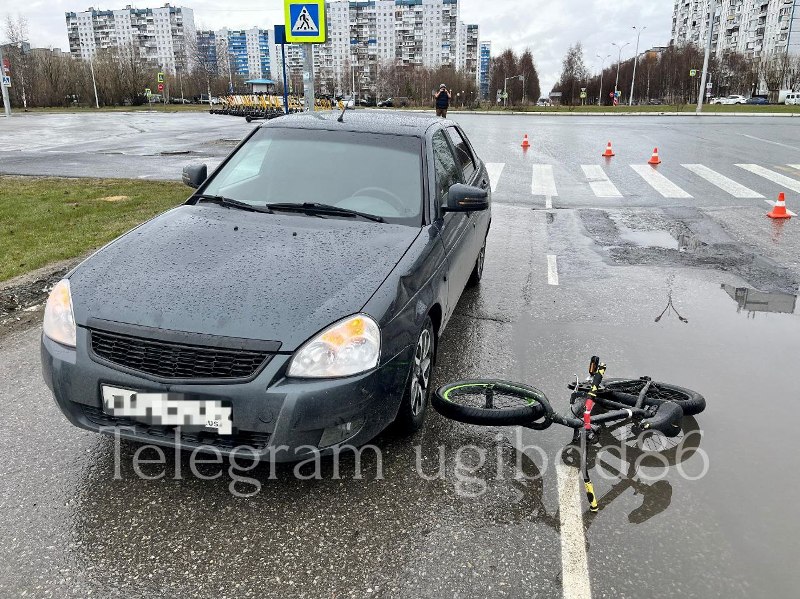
[{"xmin": 260, "ymin": 111, "xmax": 446, "ymax": 137}]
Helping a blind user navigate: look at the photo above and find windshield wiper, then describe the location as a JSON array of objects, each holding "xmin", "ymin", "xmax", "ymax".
[
  {"xmin": 266, "ymin": 202, "xmax": 385, "ymax": 223},
  {"xmin": 196, "ymin": 194, "xmax": 274, "ymax": 214}
]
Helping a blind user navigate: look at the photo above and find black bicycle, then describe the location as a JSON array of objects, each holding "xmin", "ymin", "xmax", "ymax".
[{"xmin": 432, "ymin": 356, "xmax": 706, "ymax": 512}]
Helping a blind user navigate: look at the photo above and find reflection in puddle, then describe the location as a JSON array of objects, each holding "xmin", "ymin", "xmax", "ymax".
[
  {"xmin": 619, "ymin": 229, "xmax": 679, "ymax": 250},
  {"xmin": 721, "ymin": 284, "xmax": 798, "ymax": 316},
  {"xmin": 656, "ymin": 275, "xmax": 689, "ymax": 323}
]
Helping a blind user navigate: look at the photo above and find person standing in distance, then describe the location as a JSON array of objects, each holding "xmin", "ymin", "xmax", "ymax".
[{"xmin": 435, "ymin": 84, "xmax": 452, "ymax": 118}]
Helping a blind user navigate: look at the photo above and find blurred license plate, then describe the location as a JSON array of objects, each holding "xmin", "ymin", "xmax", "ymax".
[{"xmin": 101, "ymin": 386, "xmax": 233, "ymax": 435}]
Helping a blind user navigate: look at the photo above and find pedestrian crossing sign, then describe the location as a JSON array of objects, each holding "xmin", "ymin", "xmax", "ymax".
[{"xmin": 285, "ymin": 0, "xmax": 326, "ymax": 43}]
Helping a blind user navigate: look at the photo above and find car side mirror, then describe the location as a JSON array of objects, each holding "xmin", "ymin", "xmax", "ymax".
[
  {"xmin": 443, "ymin": 183, "xmax": 489, "ymax": 213},
  {"xmin": 182, "ymin": 163, "xmax": 207, "ymax": 189}
]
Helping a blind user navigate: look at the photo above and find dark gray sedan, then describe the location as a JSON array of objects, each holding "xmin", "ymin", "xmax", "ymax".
[{"xmin": 41, "ymin": 112, "xmax": 491, "ymax": 461}]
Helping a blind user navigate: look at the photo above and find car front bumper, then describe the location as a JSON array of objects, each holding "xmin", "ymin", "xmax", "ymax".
[{"xmin": 41, "ymin": 327, "xmax": 413, "ymax": 461}]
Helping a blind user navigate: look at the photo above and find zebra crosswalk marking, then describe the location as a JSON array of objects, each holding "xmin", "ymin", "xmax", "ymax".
[
  {"xmin": 630, "ymin": 165, "xmax": 693, "ymax": 198},
  {"xmin": 532, "ymin": 164, "xmax": 558, "ymax": 197},
  {"xmin": 681, "ymin": 164, "xmax": 763, "ymax": 198},
  {"xmin": 484, "ymin": 163, "xmax": 505, "ymax": 193},
  {"xmin": 581, "ymin": 165, "xmax": 622, "ymax": 198},
  {"xmin": 736, "ymin": 164, "xmax": 800, "ymax": 194}
]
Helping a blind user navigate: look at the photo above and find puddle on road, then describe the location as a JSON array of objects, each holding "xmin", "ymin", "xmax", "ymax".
[{"xmin": 620, "ymin": 229, "xmax": 679, "ymax": 250}]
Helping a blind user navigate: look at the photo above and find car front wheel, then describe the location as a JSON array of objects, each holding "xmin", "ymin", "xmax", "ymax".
[
  {"xmin": 467, "ymin": 241, "xmax": 485, "ymax": 286},
  {"xmin": 394, "ymin": 316, "xmax": 435, "ymax": 435}
]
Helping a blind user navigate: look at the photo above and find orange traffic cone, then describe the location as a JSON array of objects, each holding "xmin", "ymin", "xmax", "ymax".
[
  {"xmin": 767, "ymin": 192, "xmax": 792, "ymax": 220},
  {"xmin": 521, "ymin": 134, "xmax": 530, "ymax": 149},
  {"xmin": 648, "ymin": 147, "xmax": 661, "ymax": 165},
  {"xmin": 602, "ymin": 141, "xmax": 615, "ymax": 157}
]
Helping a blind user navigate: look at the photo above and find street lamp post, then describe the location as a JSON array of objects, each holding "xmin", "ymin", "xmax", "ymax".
[
  {"xmin": 504, "ymin": 74, "xmax": 523, "ymax": 107},
  {"xmin": 596, "ymin": 53, "xmax": 610, "ymax": 106},
  {"xmin": 629, "ymin": 25, "xmax": 647, "ymax": 106},
  {"xmin": 697, "ymin": 0, "xmax": 718, "ymax": 113},
  {"xmin": 88, "ymin": 54, "xmax": 100, "ymax": 109},
  {"xmin": 611, "ymin": 41, "xmax": 630, "ymax": 106}
]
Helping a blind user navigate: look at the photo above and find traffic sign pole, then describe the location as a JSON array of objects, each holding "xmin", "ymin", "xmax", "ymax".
[
  {"xmin": 285, "ymin": 0, "xmax": 326, "ymax": 113},
  {"xmin": 697, "ymin": 0, "xmax": 717, "ymax": 113},
  {"xmin": 0, "ymin": 45, "xmax": 11, "ymax": 117},
  {"xmin": 303, "ymin": 45, "xmax": 315, "ymax": 112}
]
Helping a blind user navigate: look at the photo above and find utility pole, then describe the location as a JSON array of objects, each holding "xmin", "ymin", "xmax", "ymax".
[
  {"xmin": 629, "ymin": 25, "xmax": 646, "ymax": 106},
  {"xmin": 596, "ymin": 53, "xmax": 610, "ymax": 106},
  {"xmin": 611, "ymin": 41, "xmax": 630, "ymax": 106},
  {"xmin": 697, "ymin": 0, "xmax": 718, "ymax": 113},
  {"xmin": 0, "ymin": 44, "xmax": 11, "ymax": 117},
  {"xmin": 88, "ymin": 55, "xmax": 100, "ymax": 109}
]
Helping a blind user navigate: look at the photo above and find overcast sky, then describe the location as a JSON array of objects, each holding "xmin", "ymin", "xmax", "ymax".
[{"xmin": 0, "ymin": 0, "xmax": 673, "ymax": 93}]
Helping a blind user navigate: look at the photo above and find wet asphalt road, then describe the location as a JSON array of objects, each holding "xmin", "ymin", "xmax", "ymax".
[{"xmin": 2, "ymin": 111, "xmax": 800, "ymax": 598}]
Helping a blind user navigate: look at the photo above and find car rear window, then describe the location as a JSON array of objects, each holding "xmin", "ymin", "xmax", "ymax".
[{"xmin": 203, "ymin": 127, "xmax": 424, "ymax": 226}]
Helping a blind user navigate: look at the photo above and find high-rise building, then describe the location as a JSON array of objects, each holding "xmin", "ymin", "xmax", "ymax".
[
  {"xmin": 213, "ymin": 28, "xmax": 274, "ymax": 79},
  {"xmin": 478, "ymin": 41, "xmax": 491, "ymax": 100},
  {"xmin": 671, "ymin": 0, "xmax": 800, "ymax": 60},
  {"xmin": 315, "ymin": 0, "xmax": 478, "ymax": 96},
  {"xmin": 195, "ymin": 30, "xmax": 218, "ymax": 75},
  {"xmin": 65, "ymin": 4, "xmax": 196, "ymax": 73}
]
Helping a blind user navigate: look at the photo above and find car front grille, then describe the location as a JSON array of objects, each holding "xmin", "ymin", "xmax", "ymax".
[
  {"xmin": 90, "ymin": 328, "xmax": 272, "ymax": 380},
  {"xmin": 81, "ymin": 405, "xmax": 272, "ymax": 452}
]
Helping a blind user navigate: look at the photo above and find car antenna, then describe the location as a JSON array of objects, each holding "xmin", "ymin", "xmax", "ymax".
[{"xmin": 337, "ymin": 100, "xmax": 347, "ymax": 122}]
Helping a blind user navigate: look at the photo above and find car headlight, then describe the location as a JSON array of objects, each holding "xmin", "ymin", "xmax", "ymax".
[
  {"xmin": 43, "ymin": 279, "xmax": 76, "ymax": 348},
  {"xmin": 287, "ymin": 314, "xmax": 380, "ymax": 378}
]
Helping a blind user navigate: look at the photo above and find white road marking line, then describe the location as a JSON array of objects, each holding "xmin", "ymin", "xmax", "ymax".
[
  {"xmin": 581, "ymin": 165, "xmax": 622, "ymax": 198},
  {"xmin": 630, "ymin": 164, "xmax": 693, "ymax": 198},
  {"xmin": 547, "ymin": 254, "xmax": 559, "ymax": 286},
  {"xmin": 681, "ymin": 164, "xmax": 764, "ymax": 198},
  {"xmin": 788, "ymin": 164, "xmax": 800, "ymax": 171},
  {"xmin": 740, "ymin": 134, "xmax": 800, "ymax": 152},
  {"xmin": 532, "ymin": 164, "xmax": 558, "ymax": 197},
  {"xmin": 484, "ymin": 163, "xmax": 505, "ymax": 193},
  {"xmin": 763, "ymin": 200, "xmax": 798, "ymax": 216},
  {"xmin": 546, "ymin": 195, "xmax": 553, "ymax": 209},
  {"xmin": 556, "ymin": 463, "xmax": 592, "ymax": 599},
  {"xmin": 736, "ymin": 164, "xmax": 800, "ymax": 194}
]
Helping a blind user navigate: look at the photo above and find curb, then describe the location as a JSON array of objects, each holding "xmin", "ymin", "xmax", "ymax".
[{"xmin": 399, "ymin": 109, "xmax": 800, "ymax": 118}]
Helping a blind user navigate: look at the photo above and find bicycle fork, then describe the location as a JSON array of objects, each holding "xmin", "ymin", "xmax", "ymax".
[
  {"xmin": 580, "ymin": 398, "xmax": 599, "ymax": 513},
  {"xmin": 581, "ymin": 359, "xmax": 605, "ymax": 513}
]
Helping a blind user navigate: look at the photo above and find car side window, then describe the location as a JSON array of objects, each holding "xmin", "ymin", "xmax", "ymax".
[
  {"xmin": 432, "ymin": 130, "xmax": 463, "ymax": 205},
  {"xmin": 446, "ymin": 127, "xmax": 477, "ymax": 182}
]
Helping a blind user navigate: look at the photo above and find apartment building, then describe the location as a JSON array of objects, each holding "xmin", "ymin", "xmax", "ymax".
[
  {"xmin": 478, "ymin": 41, "xmax": 491, "ymax": 99},
  {"xmin": 316, "ymin": 0, "xmax": 479, "ymax": 96},
  {"xmin": 671, "ymin": 0, "xmax": 800, "ymax": 60},
  {"xmin": 216, "ymin": 28, "xmax": 274, "ymax": 80},
  {"xmin": 65, "ymin": 3, "xmax": 195, "ymax": 73}
]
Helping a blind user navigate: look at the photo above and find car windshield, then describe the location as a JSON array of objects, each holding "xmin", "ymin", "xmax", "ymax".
[{"xmin": 202, "ymin": 127, "xmax": 424, "ymax": 226}]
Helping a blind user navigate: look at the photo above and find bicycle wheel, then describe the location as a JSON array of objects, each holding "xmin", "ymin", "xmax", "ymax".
[
  {"xmin": 601, "ymin": 378, "xmax": 706, "ymax": 416},
  {"xmin": 433, "ymin": 380, "xmax": 547, "ymax": 426}
]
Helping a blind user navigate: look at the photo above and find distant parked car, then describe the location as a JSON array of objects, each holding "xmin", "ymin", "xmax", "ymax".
[
  {"xmin": 746, "ymin": 96, "xmax": 769, "ymax": 105},
  {"xmin": 359, "ymin": 97, "xmax": 377, "ymax": 107},
  {"xmin": 647, "ymin": 98, "xmax": 664, "ymax": 105},
  {"xmin": 536, "ymin": 99, "xmax": 552, "ymax": 107},
  {"xmin": 786, "ymin": 93, "xmax": 800, "ymax": 106},
  {"xmin": 378, "ymin": 97, "xmax": 410, "ymax": 108},
  {"xmin": 720, "ymin": 94, "xmax": 747, "ymax": 105},
  {"xmin": 170, "ymin": 98, "xmax": 192, "ymax": 105},
  {"xmin": 709, "ymin": 96, "xmax": 724, "ymax": 105}
]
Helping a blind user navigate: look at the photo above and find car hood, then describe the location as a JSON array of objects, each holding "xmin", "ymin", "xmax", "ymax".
[{"xmin": 69, "ymin": 204, "xmax": 420, "ymax": 351}]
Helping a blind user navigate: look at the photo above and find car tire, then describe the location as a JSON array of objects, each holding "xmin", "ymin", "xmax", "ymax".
[
  {"xmin": 467, "ymin": 240, "xmax": 486, "ymax": 287},
  {"xmin": 394, "ymin": 316, "xmax": 435, "ymax": 435}
]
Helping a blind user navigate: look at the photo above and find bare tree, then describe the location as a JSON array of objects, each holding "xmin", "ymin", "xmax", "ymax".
[{"xmin": 3, "ymin": 15, "xmax": 30, "ymax": 108}]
